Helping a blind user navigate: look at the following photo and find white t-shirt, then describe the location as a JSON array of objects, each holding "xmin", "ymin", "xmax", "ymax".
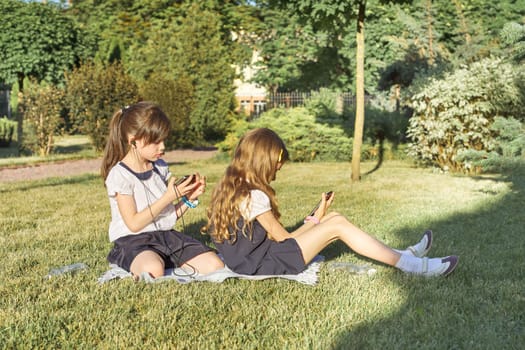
[
  {"xmin": 239, "ymin": 189, "xmax": 272, "ymax": 221},
  {"xmin": 105, "ymin": 160, "xmax": 177, "ymax": 242}
]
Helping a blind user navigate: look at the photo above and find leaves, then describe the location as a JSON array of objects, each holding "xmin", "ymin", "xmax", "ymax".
[
  {"xmin": 0, "ymin": 0, "xmax": 82, "ymax": 87},
  {"xmin": 407, "ymin": 57, "xmax": 525, "ymax": 172}
]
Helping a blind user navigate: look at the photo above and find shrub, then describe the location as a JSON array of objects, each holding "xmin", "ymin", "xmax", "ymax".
[
  {"xmin": 19, "ymin": 81, "xmax": 65, "ymax": 156},
  {"xmin": 457, "ymin": 117, "xmax": 525, "ymax": 173},
  {"xmin": 407, "ymin": 58, "xmax": 525, "ymax": 172},
  {"xmin": 219, "ymin": 107, "xmax": 353, "ymax": 162},
  {"xmin": 0, "ymin": 116, "xmax": 16, "ymax": 147},
  {"xmin": 139, "ymin": 73, "xmax": 195, "ymax": 149},
  {"xmin": 65, "ymin": 61, "xmax": 139, "ymax": 151},
  {"xmin": 304, "ymin": 88, "xmax": 342, "ymax": 119}
]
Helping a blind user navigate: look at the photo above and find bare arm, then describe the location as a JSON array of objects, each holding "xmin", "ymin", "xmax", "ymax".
[
  {"xmin": 255, "ymin": 191, "xmax": 335, "ymax": 241},
  {"xmin": 117, "ymin": 173, "xmax": 206, "ymax": 233}
]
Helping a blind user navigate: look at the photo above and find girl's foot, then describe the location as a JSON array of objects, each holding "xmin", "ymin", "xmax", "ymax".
[
  {"xmin": 395, "ymin": 230, "xmax": 433, "ymax": 257},
  {"xmin": 396, "ymin": 254, "xmax": 459, "ymax": 277},
  {"xmin": 407, "ymin": 230, "xmax": 433, "ymax": 257},
  {"xmin": 418, "ymin": 256, "xmax": 459, "ymax": 277}
]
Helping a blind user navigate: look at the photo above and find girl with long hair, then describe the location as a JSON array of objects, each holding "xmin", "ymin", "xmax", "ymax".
[{"xmin": 205, "ymin": 128, "xmax": 458, "ymax": 277}]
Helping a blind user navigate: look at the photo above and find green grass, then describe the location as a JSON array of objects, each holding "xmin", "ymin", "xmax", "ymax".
[
  {"xmin": 0, "ymin": 159, "xmax": 524, "ymax": 349},
  {"xmin": 0, "ymin": 135, "xmax": 98, "ymax": 168}
]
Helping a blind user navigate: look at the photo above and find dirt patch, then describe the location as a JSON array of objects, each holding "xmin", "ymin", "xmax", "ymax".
[{"xmin": 0, "ymin": 149, "xmax": 218, "ymax": 183}]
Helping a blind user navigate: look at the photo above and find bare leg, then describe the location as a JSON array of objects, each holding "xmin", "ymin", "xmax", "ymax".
[
  {"xmin": 130, "ymin": 250, "xmax": 165, "ymax": 278},
  {"xmin": 181, "ymin": 251, "xmax": 224, "ymax": 275},
  {"xmin": 294, "ymin": 212, "xmax": 401, "ymax": 266}
]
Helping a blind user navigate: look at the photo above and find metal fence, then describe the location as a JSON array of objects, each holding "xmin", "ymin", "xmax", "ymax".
[
  {"xmin": 236, "ymin": 92, "xmax": 362, "ymax": 118},
  {"xmin": 267, "ymin": 91, "xmax": 357, "ymax": 109}
]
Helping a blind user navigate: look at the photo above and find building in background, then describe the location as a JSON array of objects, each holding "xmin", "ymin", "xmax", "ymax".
[{"xmin": 234, "ymin": 48, "xmax": 267, "ymax": 118}]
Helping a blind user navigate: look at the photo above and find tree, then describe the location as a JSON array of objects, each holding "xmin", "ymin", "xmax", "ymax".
[
  {"xmin": 20, "ymin": 81, "xmax": 65, "ymax": 156},
  {"xmin": 171, "ymin": 3, "xmax": 237, "ymax": 144},
  {"xmin": 140, "ymin": 73, "xmax": 196, "ymax": 148},
  {"xmin": 0, "ymin": 0, "xmax": 85, "ymax": 150},
  {"xmin": 266, "ymin": 0, "xmax": 368, "ymax": 181},
  {"xmin": 65, "ymin": 61, "xmax": 139, "ymax": 151},
  {"xmin": 251, "ymin": 9, "xmax": 316, "ymax": 95},
  {"xmin": 251, "ymin": 5, "xmax": 354, "ymax": 93}
]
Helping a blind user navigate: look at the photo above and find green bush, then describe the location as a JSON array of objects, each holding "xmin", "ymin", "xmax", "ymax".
[
  {"xmin": 0, "ymin": 116, "xmax": 16, "ymax": 147},
  {"xmin": 219, "ymin": 107, "xmax": 353, "ymax": 162},
  {"xmin": 65, "ymin": 61, "xmax": 139, "ymax": 151},
  {"xmin": 304, "ymin": 88, "xmax": 343, "ymax": 119},
  {"xmin": 19, "ymin": 81, "xmax": 65, "ymax": 156},
  {"xmin": 139, "ymin": 73, "xmax": 195, "ymax": 149},
  {"xmin": 457, "ymin": 117, "xmax": 525, "ymax": 173},
  {"xmin": 407, "ymin": 58, "xmax": 525, "ymax": 172}
]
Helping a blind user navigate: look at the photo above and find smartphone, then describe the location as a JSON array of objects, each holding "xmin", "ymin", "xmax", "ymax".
[
  {"xmin": 308, "ymin": 191, "xmax": 333, "ymax": 217},
  {"xmin": 174, "ymin": 174, "xmax": 196, "ymax": 186}
]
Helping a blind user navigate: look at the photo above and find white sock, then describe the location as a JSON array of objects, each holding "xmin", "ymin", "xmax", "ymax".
[
  {"xmin": 395, "ymin": 254, "xmax": 441, "ymax": 274},
  {"xmin": 394, "ymin": 234, "xmax": 430, "ymax": 257},
  {"xmin": 393, "ymin": 248, "xmax": 412, "ymax": 256}
]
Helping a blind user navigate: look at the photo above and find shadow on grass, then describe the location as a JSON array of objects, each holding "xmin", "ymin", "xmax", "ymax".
[{"xmin": 330, "ymin": 166, "xmax": 525, "ymax": 349}]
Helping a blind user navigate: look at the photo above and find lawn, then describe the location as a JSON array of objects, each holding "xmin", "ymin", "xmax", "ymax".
[
  {"xmin": 0, "ymin": 135, "xmax": 98, "ymax": 168},
  {"xmin": 0, "ymin": 157, "xmax": 523, "ymax": 349}
]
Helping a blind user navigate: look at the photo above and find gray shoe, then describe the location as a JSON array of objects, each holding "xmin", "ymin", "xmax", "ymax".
[
  {"xmin": 420, "ymin": 255, "xmax": 459, "ymax": 277},
  {"xmin": 408, "ymin": 230, "xmax": 433, "ymax": 257}
]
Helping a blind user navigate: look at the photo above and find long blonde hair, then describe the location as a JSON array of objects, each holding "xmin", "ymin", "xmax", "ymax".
[
  {"xmin": 100, "ymin": 101, "xmax": 170, "ymax": 180},
  {"xmin": 205, "ymin": 128, "xmax": 289, "ymax": 243}
]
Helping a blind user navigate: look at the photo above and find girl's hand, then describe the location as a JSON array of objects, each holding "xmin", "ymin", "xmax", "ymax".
[
  {"xmin": 186, "ymin": 173, "xmax": 206, "ymax": 201},
  {"xmin": 169, "ymin": 174, "xmax": 200, "ymax": 199},
  {"xmin": 314, "ymin": 191, "xmax": 335, "ymax": 218},
  {"xmin": 170, "ymin": 173, "xmax": 205, "ymax": 200}
]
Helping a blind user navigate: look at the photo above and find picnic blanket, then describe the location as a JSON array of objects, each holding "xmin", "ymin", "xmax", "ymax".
[{"xmin": 98, "ymin": 255, "xmax": 325, "ymax": 286}]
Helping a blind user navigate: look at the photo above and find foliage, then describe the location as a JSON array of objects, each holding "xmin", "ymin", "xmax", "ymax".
[
  {"xmin": 304, "ymin": 88, "xmax": 343, "ymax": 119},
  {"xmin": 251, "ymin": 8, "xmax": 350, "ymax": 93},
  {"xmin": 457, "ymin": 117, "xmax": 525, "ymax": 173},
  {"xmin": 65, "ymin": 61, "xmax": 139, "ymax": 151},
  {"xmin": 0, "ymin": 0, "xmax": 85, "ymax": 88},
  {"xmin": 362, "ymin": 105, "xmax": 408, "ymax": 145},
  {"xmin": 0, "ymin": 116, "xmax": 16, "ymax": 147},
  {"xmin": 219, "ymin": 107, "xmax": 354, "ymax": 161},
  {"xmin": 171, "ymin": 3, "xmax": 238, "ymax": 144},
  {"xmin": 500, "ymin": 21, "xmax": 525, "ymax": 63},
  {"xmin": 139, "ymin": 73, "xmax": 195, "ymax": 149},
  {"xmin": 19, "ymin": 81, "xmax": 65, "ymax": 156},
  {"xmin": 67, "ymin": 0, "xmax": 254, "ymax": 70},
  {"xmin": 253, "ymin": 1, "xmax": 525, "ymax": 96},
  {"xmin": 407, "ymin": 57, "xmax": 525, "ymax": 172}
]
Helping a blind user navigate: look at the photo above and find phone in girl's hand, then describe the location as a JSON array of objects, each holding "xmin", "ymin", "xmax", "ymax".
[
  {"xmin": 308, "ymin": 191, "xmax": 333, "ymax": 216},
  {"xmin": 174, "ymin": 174, "xmax": 196, "ymax": 186}
]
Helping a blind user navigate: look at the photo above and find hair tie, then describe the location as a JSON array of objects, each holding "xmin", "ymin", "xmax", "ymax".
[{"xmin": 121, "ymin": 105, "xmax": 130, "ymax": 115}]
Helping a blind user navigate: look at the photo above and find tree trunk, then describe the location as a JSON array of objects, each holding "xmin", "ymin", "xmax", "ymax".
[{"xmin": 351, "ymin": 1, "xmax": 366, "ymax": 182}]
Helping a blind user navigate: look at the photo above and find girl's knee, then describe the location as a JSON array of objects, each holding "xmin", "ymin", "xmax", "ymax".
[
  {"xmin": 187, "ymin": 252, "xmax": 224, "ymax": 275},
  {"xmin": 323, "ymin": 212, "xmax": 347, "ymax": 223},
  {"xmin": 130, "ymin": 251, "xmax": 165, "ymax": 278}
]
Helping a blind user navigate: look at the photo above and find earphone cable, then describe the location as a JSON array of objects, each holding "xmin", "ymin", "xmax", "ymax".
[{"xmin": 140, "ymin": 172, "xmax": 196, "ymax": 278}]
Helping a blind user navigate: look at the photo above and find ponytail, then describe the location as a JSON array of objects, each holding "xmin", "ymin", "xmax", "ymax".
[
  {"xmin": 100, "ymin": 102, "xmax": 171, "ymax": 181},
  {"xmin": 101, "ymin": 109, "xmax": 129, "ymax": 181}
]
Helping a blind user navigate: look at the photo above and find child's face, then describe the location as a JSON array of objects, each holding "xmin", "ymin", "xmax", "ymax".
[{"xmin": 135, "ymin": 139, "xmax": 166, "ymax": 161}]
